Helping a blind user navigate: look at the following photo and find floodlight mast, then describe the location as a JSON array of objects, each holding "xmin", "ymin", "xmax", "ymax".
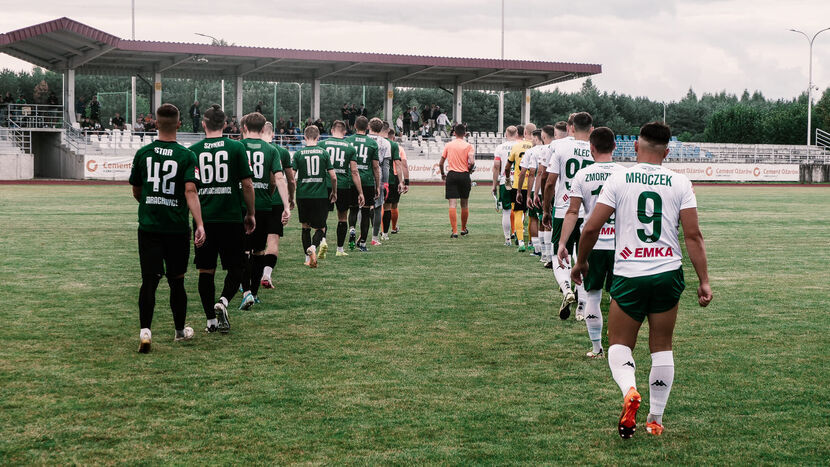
[
  {"xmin": 789, "ymin": 27, "xmax": 830, "ymax": 147},
  {"xmin": 195, "ymin": 33, "xmax": 225, "ymax": 111}
]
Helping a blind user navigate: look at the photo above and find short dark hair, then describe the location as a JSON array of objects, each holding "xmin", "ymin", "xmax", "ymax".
[
  {"xmin": 355, "ymin": 116, "xmax": 369, "ymax": 132},
  {"xmin": 156, "ymin": 103, "xmax": 180, "ymax": 132},
  {"xmin": 639, "ymin": 121, "xmax": 672, "ymax": 146},
  {"xmin": 304, "ymin": 125, "xmax": 320, "ymax": 140},
  {"xmin": 203, "ymin": 104, "xmax": 225, "ymax": 131},
  {"xmin": 541, "ymin": 125, "xmax": 556, "ymax": 139},
  {"xmin": 532, "ymin": 129, "xmax": 542, "ymax": 139},
  {"xmin": 589, "ymin": 127, "xmax": 616, "ymax": 153},
  {"xmin": 387, "ymin": 128, "xmax": 396, "ymax": 138},
  {"xmin": 554, "ymin": 121, "xmax": 568, "ymax": 132},
  {"xmin": 244, "ymin": 112, "xmax": 266, "ymax": 133},
  {"xmin": 515, "ymin": 125, "xmax": 524, "ymax": 137},
  {"xmin": 369, "ymin": 117, "xmax": 384, "ymax": 133},
  {"xmin": 381, "ymin": 122, "xmax": 390, "ymax": 131},
  {"xmin": 572, "ymin": 112, "xmax": 593, "ymax": 132},
  {"xmin": 331, "ymin": 120, "xmax": 347, "ymax": 132},
  {"xmin": 454, "ymin": 123, "xmax": 466, "ymax": 137},
  {"xmin": 567, "ymin": 113, "xmax": 576, "ymax": 126}
]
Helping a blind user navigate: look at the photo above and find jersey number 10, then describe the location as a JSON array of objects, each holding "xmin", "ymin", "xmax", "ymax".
[{"xmin": 306, "ymin": 155, "xmax": 320, "ymax": 175}]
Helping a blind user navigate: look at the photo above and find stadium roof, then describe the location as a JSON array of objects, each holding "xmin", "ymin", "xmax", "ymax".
[{"xmin": 0, "ymin": 17, "xmax": 601, "ymax": 91}]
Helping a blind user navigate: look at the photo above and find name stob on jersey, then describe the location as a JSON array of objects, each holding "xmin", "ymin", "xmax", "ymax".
[
  {"xmin": 568, "ymin": 162, "xmax": 626, "ymax": 250},
  {"xmin": 547, "ymin": 137, "xmax": 593, "ymax": 218},
  {"xmin": 494, "ymin": 140, "xmax": 514, "ymax": 185},
  {"xmin": 597, "ymin": 163, "xmax": 697, "ymax": 278}
]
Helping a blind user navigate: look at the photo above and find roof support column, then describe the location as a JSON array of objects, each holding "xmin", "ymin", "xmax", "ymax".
[
  {"xmin": 152, "ymin": 72, "xmax": 162, "ymax": 113},
  {"xmin": 312, "ymin": 79, "xmax": 321, "ymax": 121},
  {"xmin": 63, "ymin": 69, "xmax": 76, "ymax": 126},
  {"xmin": 497, "ymin": 91, "xmax": 504, "ymax": 134},
  {"xmin": 234, "ymin": 76, "xmax": 243, "ymax": 120},
  {"xmin": 520, "ymin": 87, "xmax": 531, "ymax": 124},
  {"xmin": 383, "ymin": 81, "xmax": 394, "ymax": 126},
  {"xmin": 453, "ymin": 84, "xmax": 463, "ymax": 125},
  {"xmin": 130, "ymin": 77, "xmax": 137, "ymax": 128}
]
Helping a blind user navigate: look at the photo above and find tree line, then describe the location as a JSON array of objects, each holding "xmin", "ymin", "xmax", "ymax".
[{"xmin": 2, "ymin": 67, "xmax": 829, "ymax": 144}]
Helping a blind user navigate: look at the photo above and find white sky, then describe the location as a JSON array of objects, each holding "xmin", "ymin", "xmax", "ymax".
[{"xmin": 2, "ymin": 0, "xmax": 830, "ymax": 101}]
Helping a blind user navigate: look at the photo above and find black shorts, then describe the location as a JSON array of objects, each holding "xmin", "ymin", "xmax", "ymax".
[
  {"xmin": 445, "ymin": 171, "xmax": 471, "ymax": 199},
  {"xmin": 270, "ymin": 204, "xmax": 285, "ymax": 237},
  {"xmin": 386, "ymin": 182, "xmax": 401, "ymax": 204},
  {"xmin": 336, "ymin": 187, "xmax": 358, "ymax": 212},
  {"xmin": 138, "ymin": 229, "xmax": 190, "ymax": 278},
  {"xmin": 362, "ymin": 185, "xmax": 376, "ymax": 209},
  {"xmin": 511, "ymin": 189, "xmax": 528, "ymax": 212},
  {"xmin": 297, "ymin": 198, "xmax": 330, "ymax": 229},
  {"xmin": 245, "ymin": 210, "xmax": 272, "ymax": 252},
  {"xmin": 194, "ymin": 222, "xmax": 244, "ymax": 270}
]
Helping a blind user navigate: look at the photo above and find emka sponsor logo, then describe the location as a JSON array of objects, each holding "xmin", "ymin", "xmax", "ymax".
[{"xmin": 620, "ymin": 246, "xmax": 674, "ymax": 259}]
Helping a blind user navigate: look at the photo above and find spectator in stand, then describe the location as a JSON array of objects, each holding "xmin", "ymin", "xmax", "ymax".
[
  {"xmin": 314, "ymin": 118, "xmax": 325, "ymax": 134},
  {"xmin": 359, "ymin": 104, "xmax": 368, "ymax": 117},
  {"xmin": 89, "ymin": 95, "xmax": 101, "ymax": 123},
  {"xmin": 3, "ymin": 92, "xmax": 12, "ymax": 104},
  {"xmin": 189, "ymin": 101, "xmax": 201, "ymax": 132},
  {"xmin": 421, "ymin": 105, "xmax": 431, "ymax": 135},
  {"xmin": 47, "ymin": 92, "xmax": 59, "ymax": 106},
  {"xmin": 255, "ymin": 101, "xmax": 263, "ymax": 113},
  {"xmin": 16, "ymin": 94, "xmax": 27, "ymax": 105},
  {"xmin": 276, "ymin": 117, "xmax": 286, "ymax": 135},
  {"xmin": 304, "ymin": 117, "xmax": 314, "ymax": 130},
  {"xmin": 134, "ymin": 114, "xmax": 145, "ymax": 134},
  {"xmin": 395, "ymin": 114, "xmax": 403, "ymax": 134},
  {"xmin": 347, "ymin": 104, "xmax": 357, "ymax": 129},
  {"xmin": 341, "ymin": 104, "xmax": 349, "ymax": 128},
  {"xmin": 410, "ymin": 107, "xmax": 420, "ymax": 132},
  {"xmin": 287, "ymin": 117, "xmax": 296, "ymax": 134},
  {"xmin": 430, "ymin": 105, "xmax": 440, "ymax": 134},
  {"xmin": 436, "ymin": 110, "xmax": 450, "ymax": 137},
  {"xmin": 111, "ymin": 112, "xmax": 126, "ymax": 130},
  {"xmin": 402, "ymin": 109, "xmax": 412, "ymax": 136}
]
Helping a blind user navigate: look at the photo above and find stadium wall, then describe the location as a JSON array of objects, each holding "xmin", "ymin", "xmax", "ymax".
[
  {"xmin": 800, "ymin": 164, "xmax": 830, "ymax": 183},
  {"xmin": 0, "ymin": 153, "xmax": 33, "ymax": 179}
]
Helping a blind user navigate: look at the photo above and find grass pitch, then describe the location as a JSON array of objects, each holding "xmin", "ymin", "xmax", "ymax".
[{"xmin": 0, "ymin": 184, "xmax": 828, "ymax": 464}]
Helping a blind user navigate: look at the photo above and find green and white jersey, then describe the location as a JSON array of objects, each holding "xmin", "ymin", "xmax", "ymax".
[
  {"xmin": 318, "ymin": 137, "xmax": 357, "ymax": 189},
  {"xmin": 386, "ymin": 138, "xmax": 401, "ymax": 186},
  {"xmin": 129, "ymin": 140, "xmax": 199, "ymax": 234},
  {"xmin": 493, "ymin": 140, "xmax": 514, "ymax": 185},
  {"xmin": 271, "ymin": 143, "xmax": 292, "ymax": 206},
  {"xmin": 569, "ymin": 162, "xmax": 626, "ymax": 251},
  {"xmin": 347, "ymin": 134, "xmax": 379, "ymax": 187},
  {"xmin": 293, "ymin": 145, "xmax": 334, "ymax": 199},
  {"xmin": 241, "ymin": 138, "xmax": 281, "ymax": 211},
  {"xmin": 597, "ymin": 163, "xmax": 696, "ymax": 277},
  {"xmin": 547, "ymin": 137, "xmax": 594, "ymax": 218},
  {"xmin": 190, "ymin": 137, "xmax": 252, "ymax": 223}
]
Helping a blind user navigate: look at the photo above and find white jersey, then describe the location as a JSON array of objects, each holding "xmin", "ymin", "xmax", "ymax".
[
  {"xmin": 494, "ymin": 140, "xmax": 514, "ymax": 185},
  {"xmin": 369, "ymin": 134, "xmax": 391, "ymax": 183},
  {"xmin": 547, "ymin": 137, "xmax": 593, "ymax": 218},
  {"xmin": 597, "ymin": 163, "xmax": 697, "ymax": 278},
  {"xmin": 569, "ymin": 162, "xmax": 626, "ymax": 250},
  {"xmin": 519, "ymin": 145, "xmax": 543, "ymax": 192},
  {"xmin": 537, "ymin": 143, "xmax": 552, "ymax": 169}
]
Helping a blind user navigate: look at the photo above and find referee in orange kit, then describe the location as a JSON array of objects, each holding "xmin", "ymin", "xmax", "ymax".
[{"xmin": 438, "ymin": 123, "xmax": 476, "ymax": 238}]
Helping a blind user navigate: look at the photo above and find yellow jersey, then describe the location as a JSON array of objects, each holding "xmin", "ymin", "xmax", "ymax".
[{"xmin": 507, "ymin": 140, "xmax": 533, "ymax": 190}]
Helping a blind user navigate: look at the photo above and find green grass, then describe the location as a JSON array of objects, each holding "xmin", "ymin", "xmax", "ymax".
[{"xmin": 0, "ymin": 184, "xmax": 828, "ymax": 464}]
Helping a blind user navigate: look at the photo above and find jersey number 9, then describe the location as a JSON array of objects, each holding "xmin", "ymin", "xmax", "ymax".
[{"xmin": 637, "ymin": 191, "xmax": 662, "ymax": 243}]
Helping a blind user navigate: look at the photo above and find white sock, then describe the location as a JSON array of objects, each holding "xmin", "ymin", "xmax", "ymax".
[
  {"xmin": 554, "ymin": 261, "xmax": 572, "ymax": 293},
  {"xmin": 262, "ymin": 266, "xmax": 273, "ymax": 280},
  {"xmin": 608, "ymin": 344, "xmax": 637, "ymax": 396},
  {"xmin": 207, "ymin": 318, "xmax": 217, "ymax": 327},
  {"xmin": 337, "ymin": 246, "xmax": 344, "ymax": 253},
  {"xmin": 502, "ymin": 210, "xmax": 512, "ymax": 240},
  {"xmin": 584, "ymin": 290, "xmax": 603, "ymax": 353},
  {"xmin": 372, "ymin": 235, "xmax": 379, "ymax": 242},
  {"xmin": 531, "ymin": 236, "xmax": 540, "ymax": 251},
  {"xmin": 543, "ymin": 230, "xmax": 553, "ymax": 257},
  {"xmin": 648, "ymin": 351, "xmax": 674, "ymax": 424},
  {"xmin": 305, "ymin": 255, "xmax": 310, "ymax": 262},
  {"xmin": 575, "ymin": 282, "xmax": 587, "ymax": 308}
]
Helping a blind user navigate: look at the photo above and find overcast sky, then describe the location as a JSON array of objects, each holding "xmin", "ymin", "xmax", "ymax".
[{"xmin": 2, "ymin": 0, "xmax": 830, "ymax": 101}]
